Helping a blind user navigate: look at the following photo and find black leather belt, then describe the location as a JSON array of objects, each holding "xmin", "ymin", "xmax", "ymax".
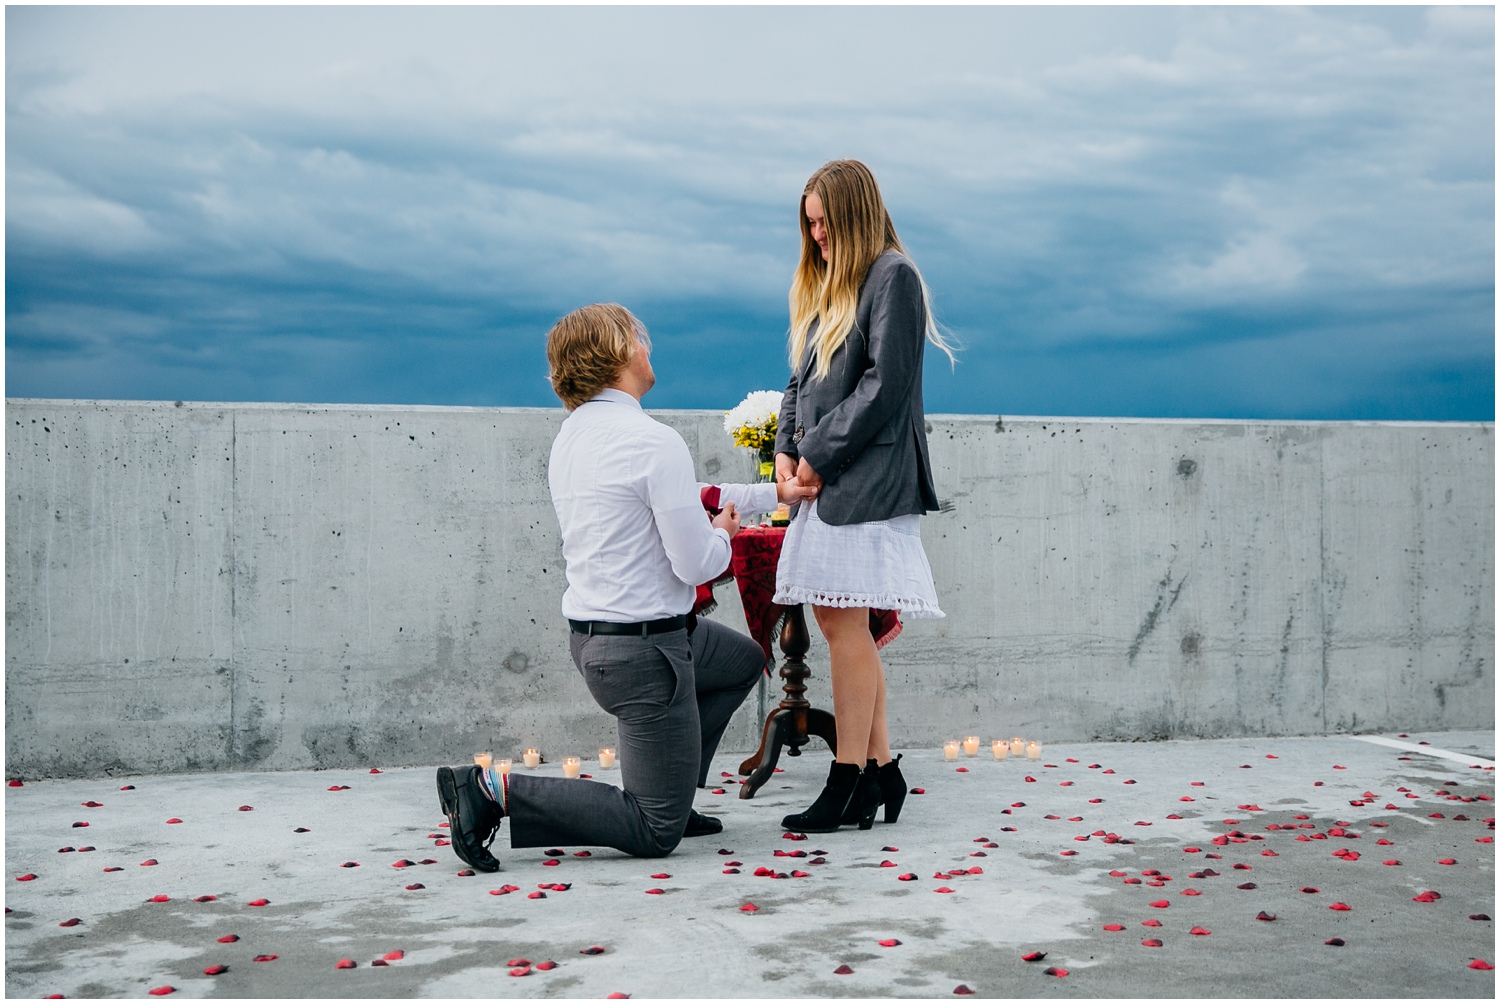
[{"xmin": 568, "ymin": 615, "xmax": 692, "ymax": 636}]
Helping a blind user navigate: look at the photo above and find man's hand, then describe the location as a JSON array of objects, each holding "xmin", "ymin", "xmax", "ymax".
[
  {"xmin": 795, "ymin": 456, "xmax": 824, "ymax": 490},
  {"xmin": 774, "ymin": 452, "xmax": 797, "ymax": 486},
  {"xmin": 711, "ymin": 501, "xmax": 742, "ymax": 538},
  {"xmin": 776, "ymin": 476, "xmax": 819, "ymax": 504}
]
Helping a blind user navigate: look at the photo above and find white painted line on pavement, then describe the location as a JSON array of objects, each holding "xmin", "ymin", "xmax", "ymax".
[{"xmin": 1354, "ymin": 735, "xmax": 1495, "ymax": 767}]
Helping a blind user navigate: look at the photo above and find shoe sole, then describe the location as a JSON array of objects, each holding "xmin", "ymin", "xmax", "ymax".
[{"xmin": 436, "ymin": 767, "xmax": 486, "ymax": 871}]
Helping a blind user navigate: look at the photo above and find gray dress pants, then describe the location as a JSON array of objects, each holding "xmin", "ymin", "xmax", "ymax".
[{"xmin": 505, "ymin": 618, "xmax": 764, "ymax": 857}]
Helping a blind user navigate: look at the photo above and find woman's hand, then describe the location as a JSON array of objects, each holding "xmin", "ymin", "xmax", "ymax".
[
  {"xmin": 774, "ymin": 452, "xmax": 797, "ymax": 486},
  {"xmin": 776, "ymin": 476, "xmax": 819, "ymax": 505},
  {"xmin": 711, "ymin": 501, "xmax": 742, "ymax": 538},
  {"xmin": 795, "ymin": 456, "xmax": 824, "ymax": 490}
]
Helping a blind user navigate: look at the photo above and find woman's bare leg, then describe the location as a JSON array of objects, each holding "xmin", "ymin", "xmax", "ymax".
[{"xmin": 812, "ymin": 605, "xmax": 892, "ymax": 766}]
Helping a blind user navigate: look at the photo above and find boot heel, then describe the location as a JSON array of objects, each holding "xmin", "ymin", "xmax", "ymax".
[{"xmin": 878, "ymin": 754, "xmax": 906, "ymax": 824}]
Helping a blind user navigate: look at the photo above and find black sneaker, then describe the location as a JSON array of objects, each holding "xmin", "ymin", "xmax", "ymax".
[
  {"xmin": 436, "ymin": 765, "xmax": 502, "ymax": 872},
  {"xmin": 684, "ymin": 809, "xmax": 723, "ymax": 837}
]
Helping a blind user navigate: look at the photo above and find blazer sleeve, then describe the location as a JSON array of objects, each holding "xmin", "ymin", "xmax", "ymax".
[
  {"xmin": 796, "ymin": 259, "xmax": 925, "ymax": 484},
  {"xmin": 773, "ymin": 365, "xmax": 800, "ymax": 459}
]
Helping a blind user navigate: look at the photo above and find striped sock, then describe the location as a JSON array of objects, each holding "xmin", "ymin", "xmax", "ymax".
[{"xmin": 477, "ymin": 766, "xmax": 507, "ymax": 813}]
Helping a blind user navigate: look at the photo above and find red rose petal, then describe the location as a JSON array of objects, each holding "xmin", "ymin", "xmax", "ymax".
[
  {"xmin": 203, "ymin": 965, "xmax": 228, "ymax": 975},
  {"xmin": 335, "ymin": 959, "xmax": 357, "ymax": 969},
  {"xmin": 147, "ymin": 987, "xmax": 175, "ymax": 996},
  {"xmin": 1043, "ymin": 967, "xmax": 1068, "ymax": 977},
  {"xmin": 1256, "ymin": 911, "xmax": 1276, "ymax": 921},
  {"xmin": 165, "ymin": 818, "xmax": 182, "ymax": 824},
  {"xmin": 247, "ymin": 898, "xmax": 270, "ymax": 906},
  {"xmin": 71, "ymin": 822, "xmax": 89, "ymax": 828},
  {"xmin": 217, "ymin": 934, "xmax": 240, "ymax": 943},
  {"xmin": 340, "ymin": 861, "xmax": 359, "ymax": 868},
  {"xmin": 148, "ymin": 895, "xmax": 171, "ymax": 903},
  {"xmin": 457, "ymin": 869, "xmax": 475, "ymax": 877},
  {"xmin": 1384, "ymin": 859, "xmax": 1402, "ymax": 866},
  {"xmin": 1021, "ymin": 951, "xmax": 1046, "ymax": 961},
  {"xmin": 536, "ymin": 960, "xmax": 558, "ymax": 971},
  {"xmin": 739, "ymin": 902, "xmax": 758, "ymax": 912},
  {"xmin": 1150, "ymin": 900, "xmax": 1170, "ymax": 908},
  {"xmin": 1439, "ymin": 858, "xmax": 1457, "ymax": 865},
  {"xmin": 141, "ymin": 859, "xmax": 158, "ymax": 867},
  {"xmin": 509, "ymin": 965, "xmax": 531, "ymax": 977},
  {"xmin": 1190, "ymin": 926, "xmax": 1211, "ymax": 936},
  {"xmin": 542, "ymin": 859, "xmax": 559, "ymax": 867},
  {"xmin": 582, "ymin": 946, "xmax": 606, "ymax": 955},
  {"xmin": 58, "ymin": 918, "xmax": 81, "ymax": 927},
  {"xmin": 934, "ymin": 886, "xmax": 955, "ymax": 893},
  {"xmin": 405, "ymin": 883, "xmax": 425, "ymax": 890},
  {"xmin": 528, "ymin": 891, "xmax": 546, "ymax": 899},
  {"xmin": 650, "ymin": 873, "xmax": 670, "ymax": 879},
  {"xmin": 833, "ymin": 964, "xmax": 855, "ymax": 974},
  {"xmin": 252, "ymin": 954, "xmax": 278, "ymax": 962},
  {"xmin": 1413, "ymin": 890, "xmax": 1441, "ymax": 902},
  {"xmin": 1142, "ymin": 938, "xmax": 1164, "ymax": 947},
  {"xmin": 644, "ymin": 888, "xmax": 665, "ymax": 895},
  {"xmin": 383, "ymin": 950, "xmax": 404, "ymax": 961},
  {"xmin": 7, "ymin": 780, "xmax": 21, "ymax": 787},
  {"xmin": 1469, "ymin": 914, "xmax": 1492, "ymax": 921},
  {"xmin": 82, "ymin": 801, "xmax": 102, "ymax": 807},
  {"xmin": 953, "ymin": 985, "xmax": 975, "ymax": 995},
  {"xmin": 605, "ymin": 994, "xmax": 631, "ymax": 999},
  {"xmin": 878, "ymin": 938, "xmax": 902, "ymax": 947},
  {"xmin": 897, "ymin": 873, "xmax": 917, "ymax": 881},
  {"xmin": 1141, "ymin": 919, "xmax": 1162, "ymax": 928},
  {"xmin": 1325, "ymin": 938, "xmax": 1345, "ymax": 946},
  {"xmin": 194, "ymin": 895, "xmax": 216, "ymax": 903},
  {"xmin": 1329, "ymin": 902, "xmax": 1351, "ymax": 911},
  {"xmin": 1103, "ymin": 923, "xmax": 1125, "ymax": 931},
  {"xmin": 1469, "ymin": 960, "xmax": 1495, "ymax": 970}
]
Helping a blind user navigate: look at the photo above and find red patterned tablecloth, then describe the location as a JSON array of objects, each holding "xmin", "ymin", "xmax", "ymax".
[{"xmin": 695, "ymin": 524, "xmax": 902, "ymax": 666}]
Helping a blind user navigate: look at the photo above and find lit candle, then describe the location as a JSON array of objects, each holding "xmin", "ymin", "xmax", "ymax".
[
  {"xmin": 474, "ymin": 751, "xmax": 493, "ymax": 770},
  {"xmin": 599, "ymin": 748, "xmax": 616, "ymax": 769},
  {"xmin": 992, "ymin": 739, "xmax": 1009, "ymax": 760},
  {"xmin": 1026, "ymin": 741, "xmax": 1041, "ymax": 760},
  {"xmin": 562, "ymin": 757, "xmax": 581, "ymax": 779},
  {"xmin": 1010, "ymin": 737, "xmax": 1024, "ymax": 757},
  {"xmin": 495, "ymin": 758, "xmax": 512, "ymax": 776},
  {"xmin": 943, "ymin": 740, "xmax": 960, "ymax": 761},
  {"xmin": 963, "ymin": 736, "xmax": 981, "ymax": 757},
  {"xmin": 523, "ymin": 748, "xmax": 541, "ymax": 769}
]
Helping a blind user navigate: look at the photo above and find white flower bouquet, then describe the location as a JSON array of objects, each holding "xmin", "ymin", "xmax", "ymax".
[{"xmin": 723, "ymin": 389, "xmax": 783, "ymax": 480}]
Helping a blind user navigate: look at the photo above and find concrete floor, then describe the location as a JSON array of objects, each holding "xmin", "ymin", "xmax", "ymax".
[{"xmin": 5, "ymin": 730, "xmax": 1495, "ymax": 999}]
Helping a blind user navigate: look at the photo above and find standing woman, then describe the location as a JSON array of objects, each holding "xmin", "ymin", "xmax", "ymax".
[{"xmin": 773, "ymin": 159, "xmax": 954, "ymax": 832}]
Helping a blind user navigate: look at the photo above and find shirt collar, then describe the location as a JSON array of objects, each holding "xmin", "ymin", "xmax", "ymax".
[{"xmin": 588, "ymin": 387, "xmax": 643, "ymax": 411}]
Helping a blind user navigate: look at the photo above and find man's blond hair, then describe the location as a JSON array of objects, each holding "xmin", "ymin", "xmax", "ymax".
[{"xmin": 546, "ymin": 303, "xmax": 646, "ymax": 411}]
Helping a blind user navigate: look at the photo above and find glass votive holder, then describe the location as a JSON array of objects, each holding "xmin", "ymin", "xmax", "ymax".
[
  {"xmin": 474, "ymin": 751, "xmax": 493, "ymax": 769},
  {"xmin": 943, "ymin": 740, "xmax": 960, "ymax": 761},
  {"xmin": 562, "ymin": 756, "xmax": 581, "ymax": 779},
  {"xmin": 992, "ymin": 739, "xmax": 1009, "ymax": 760}
]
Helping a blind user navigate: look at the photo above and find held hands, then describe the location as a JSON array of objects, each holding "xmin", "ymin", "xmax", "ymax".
[
  {"xmin": 711, "ymin": 501, "xmax": 742, "ymax": 538},
  {"xmin": 774, "ymin": 451, "xmax": 821, "ymax": 504}
]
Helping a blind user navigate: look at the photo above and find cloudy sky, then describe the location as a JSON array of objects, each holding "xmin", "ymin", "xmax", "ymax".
[{"xmin": 6, "ymin": 5, "xmax": 1494, "ymax": 420}]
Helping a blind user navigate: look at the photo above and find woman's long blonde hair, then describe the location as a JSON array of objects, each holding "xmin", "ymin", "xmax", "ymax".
[{"xmin": 788, "ymin": 159, "xmax": 956, "ymax": 380}]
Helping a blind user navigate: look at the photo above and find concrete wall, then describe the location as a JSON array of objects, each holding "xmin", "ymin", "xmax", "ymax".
[{"xmin": 6, "ymin": 399, "xmax": 1493, "ymax": 778}]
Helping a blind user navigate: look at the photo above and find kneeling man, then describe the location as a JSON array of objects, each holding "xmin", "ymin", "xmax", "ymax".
[{"xmin": 436, "ymin": 303, "xmax": 815, "ymax": 869}]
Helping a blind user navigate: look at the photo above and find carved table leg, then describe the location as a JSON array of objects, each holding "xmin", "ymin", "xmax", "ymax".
[{"xmin": 738, "ymin": 605, "xmax": 838, "ymax": 799}]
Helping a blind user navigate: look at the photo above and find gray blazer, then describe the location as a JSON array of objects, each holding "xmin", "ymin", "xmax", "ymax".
[{"xmin": 774, "ymin": 250, "xmax": 940, "ymax": 527}]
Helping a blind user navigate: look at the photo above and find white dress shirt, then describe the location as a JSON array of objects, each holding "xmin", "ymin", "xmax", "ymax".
[{"xmin": 549, "ymin": 388, "xmax": 779, "ymax": 622}]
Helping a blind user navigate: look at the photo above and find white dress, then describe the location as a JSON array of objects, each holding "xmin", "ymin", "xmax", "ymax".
[{"xmin": 773, "ymin": 497, "xmax": 945, "ymax": 618}]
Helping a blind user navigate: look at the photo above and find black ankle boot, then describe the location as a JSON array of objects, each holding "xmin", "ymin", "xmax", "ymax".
[
  {"xmin": 781, "ymin": 761, "xmax": 862, "ymax": 833},
  {"xmin": 840, "ymin": 760, "xmax": 882, "ymax": 829},
  {"xmin": 877, "ymin": 754, "xmax": 906, "ymax": 824}
]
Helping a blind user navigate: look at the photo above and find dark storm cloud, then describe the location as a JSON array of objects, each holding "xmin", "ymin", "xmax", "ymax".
[{"xmin": 6, "ymin": 5, "xmax": 1493, "ymax": 419}]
